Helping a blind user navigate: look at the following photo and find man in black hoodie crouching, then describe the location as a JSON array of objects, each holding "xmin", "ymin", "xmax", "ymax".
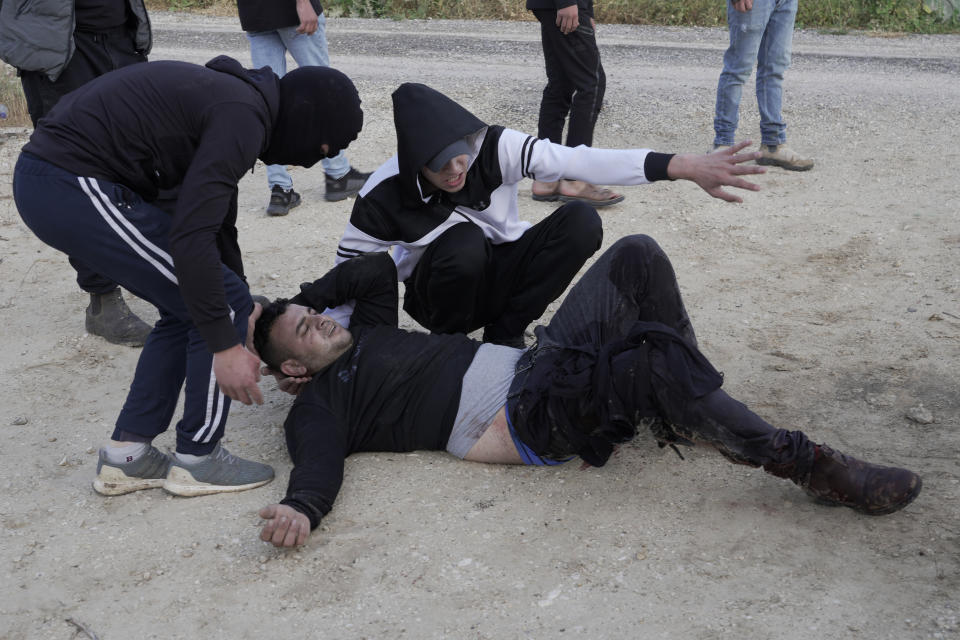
[
  {"xmin": 333, "ymin": 83, "xmax": 765, "ymax": 349},
  {"xmin": 13, "ymin": 55, "xmax": 363, "ymax": 499}
]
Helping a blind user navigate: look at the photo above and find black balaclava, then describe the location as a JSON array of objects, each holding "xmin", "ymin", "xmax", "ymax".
[{"xmin": 260, "ymin": 66, "xmax": 363, "ymax": 167}]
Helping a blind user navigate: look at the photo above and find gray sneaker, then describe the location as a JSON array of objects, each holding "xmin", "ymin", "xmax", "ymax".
[
  {"xmin": 163, "ymin": 444, "xmax": 274, "ymax": 497},
  {"xmin": 93, "ymin": 445, "xmax": 172, "ymax": 496}
]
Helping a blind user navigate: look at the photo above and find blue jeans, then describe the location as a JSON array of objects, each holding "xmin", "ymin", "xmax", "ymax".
[
  {"xmin": 247, "ymin": 15, "xmax": 350, "ymax": 187},
  {"xmin": 713, "ymin": 0, "xmax": 797, "ymax": 147}
]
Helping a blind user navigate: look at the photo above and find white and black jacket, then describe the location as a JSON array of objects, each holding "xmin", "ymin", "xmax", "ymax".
[{"xmin": 333, "ymin": 82, "xmax": 673, "ymax": 325}]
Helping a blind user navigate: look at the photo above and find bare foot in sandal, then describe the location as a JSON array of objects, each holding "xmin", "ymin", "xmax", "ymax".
[
  {"xmin": 557, "ymin": 179, "xmax": 625, "ymax": 207},
  {"xmin": 531, "ymin": 179, "xmax": 560, "ymax": 201}
]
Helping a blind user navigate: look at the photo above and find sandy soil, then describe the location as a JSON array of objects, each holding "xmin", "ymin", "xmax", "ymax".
[{"xmin": 1, "ymin": 14, "xmax": 958, "ymax": 640}]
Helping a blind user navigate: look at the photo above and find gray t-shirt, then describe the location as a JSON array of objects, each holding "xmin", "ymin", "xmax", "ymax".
[{"xmin": 446, "ymin": 344, "xmax": 525, "ymax": 458}]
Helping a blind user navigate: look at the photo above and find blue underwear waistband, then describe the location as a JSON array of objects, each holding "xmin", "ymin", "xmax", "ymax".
[{"xmin": 505, "ymin": 400, "xmax": 573, "ymax": 467}]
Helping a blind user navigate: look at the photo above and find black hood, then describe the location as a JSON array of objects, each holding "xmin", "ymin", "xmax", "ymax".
[
  {"xmin": 256, "ymin": 64, "xmax": 363, "ymax": 168},
  {"xmin": 392, "ymin": 83, "xmax": 486, "ymax": 204},
  {"xmin": 205, "ymin": 54, "xmax": 280, "ymax": 131}
]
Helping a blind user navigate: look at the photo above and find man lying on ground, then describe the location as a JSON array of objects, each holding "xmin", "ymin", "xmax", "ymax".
[{"xmin": 251, "ymin": 238, "xmax": 921, "ymax": 548}]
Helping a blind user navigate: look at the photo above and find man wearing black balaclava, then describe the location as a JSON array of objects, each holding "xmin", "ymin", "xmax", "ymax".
[{"xmin": 13, "ymin": 55, "xmax": 363, "ymax": 499}]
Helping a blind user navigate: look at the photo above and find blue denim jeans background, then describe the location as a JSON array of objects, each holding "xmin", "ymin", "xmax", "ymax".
[
  {"xmin": 713, "ymin": 0, "xmax": 797, "ymax": 147},
  {"xmin": 247, "ymin": 13, "xmax": 351, "ymax": 187}
]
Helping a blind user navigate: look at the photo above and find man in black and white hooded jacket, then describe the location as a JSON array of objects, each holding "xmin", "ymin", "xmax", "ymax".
[{"xmin": 334, "ymin": 82, "xmax": 765, "ymax": 347}]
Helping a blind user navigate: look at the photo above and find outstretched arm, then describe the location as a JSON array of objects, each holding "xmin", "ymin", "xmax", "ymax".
[
  {"xmin": 502, "ymin": 130, "xmax": 763, "ymax": 203},
  {"xmin": 666, "ymin": 141, "xmax": 765, "ymax": 203},
  {"xmin": 258, "ymin": 401, "xmax": 348, "ymax": 547},
  {"xmin": 292, "ymin": 252, "xmax": 399, "ymax": 329}
]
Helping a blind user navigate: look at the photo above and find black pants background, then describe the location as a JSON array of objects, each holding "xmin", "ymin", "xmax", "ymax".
[
  {"xmin": 533, "ymin": 8, "xmax": 606, "ymax": 148},
  {"xmin": 19, "ymin": 27, "xmax": 147, "ymax": 295},
  {"xmin": 510, "ymin": 234, "xmax": 815, "ymax": 480},
  {"xmin": 403, "ymin": 201, "xmax": 602, "ymax": 342}
]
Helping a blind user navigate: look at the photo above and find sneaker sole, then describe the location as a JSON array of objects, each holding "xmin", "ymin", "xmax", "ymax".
[
  {"xmin": 162, "ymin": 466, "xmax": 273, "ymax": 497},
  {"xmin": 93, "ymin": 468, "xmax": 166, "ymax": 496},
  {"xmin": 756, "ymin": 157, "xmax": 814, "ymax": 172},
  {"xmin": 266, "ymin": 202, "xmax": 301, "ymax": 216},
  {"xmin": 324, "ymin": 192, "xmax": 357, "ymax": 202}
]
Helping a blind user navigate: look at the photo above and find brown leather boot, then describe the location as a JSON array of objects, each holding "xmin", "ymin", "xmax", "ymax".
[{"xmin": 804, "ymin": 445, "xmax": 921, "ymax": 515}]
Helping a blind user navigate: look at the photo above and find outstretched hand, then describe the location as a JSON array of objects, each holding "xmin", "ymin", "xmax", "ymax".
[
  {"xmin": 259, "ymin": 504, "xmax": 311, "ymax": 548},
  {"xmin": 667, "ymin": 141, "xmax": 766, "ymax": 203}
]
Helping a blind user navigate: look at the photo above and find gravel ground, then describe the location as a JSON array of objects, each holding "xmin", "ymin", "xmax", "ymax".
[{"xmin": 1, "ymin": 14, "xmax": 958, "ymax": 640}]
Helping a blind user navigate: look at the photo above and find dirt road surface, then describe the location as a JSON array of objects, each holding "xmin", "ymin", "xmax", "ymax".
[{"xmin": 1, "ymin": 14, "xmax": 958, "ymax": 640}]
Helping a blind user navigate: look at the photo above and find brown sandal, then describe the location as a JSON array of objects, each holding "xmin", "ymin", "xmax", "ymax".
[{"xmin": 557, "ymin": 183, "xmax": 625, "ymax": 207}]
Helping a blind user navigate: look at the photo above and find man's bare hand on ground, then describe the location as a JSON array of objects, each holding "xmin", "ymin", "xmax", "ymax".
[
  {"xmin": 667, "ymin": 141, "xmax": 765, "ymax": 203},
  {"xmin": 259, "ymin": 504, "xmax": 311, "ymax": 547},
  {"xmin": 214, "ymin": 344, "xmax": 263, "ymax": 405}
]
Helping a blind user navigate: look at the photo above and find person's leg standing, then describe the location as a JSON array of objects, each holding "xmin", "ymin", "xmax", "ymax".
[
  {"xmin": 533, "ymin": 9, "xmax": 574, "ymax": 145},
  {"xmin": 114, "ymin": 309, "xmax": 189, "ymax": 443},
  {"xmin": 753, "ymin": 0, "xmax": 813, "ymax": 170},
  {"xmin": 14, "ymin": 153, "xmax": 272, "ymax": 495},
  {"xmin": 755, "ymin": 0, "xmax": 796, "ymax": 147},
  {"xmin": 713, "ymin": 0, "xmax": 770, "ymax": 147},
  {"xmin": 278, "ymin": 18, "xmax": 369, "ymax": 200},
  {"xmin": 19, "ymin": 28, "xmax": 152, "ymax": 345},
  {"xmin": 590, "ymin": 54, "xmax": 606, "ymax": 135},
  {"xmin": 479, "ymin": 200, "xmax": 602, "ymax": 346},
  {"xmin": 531, "ymin": 8, "xmax": 621, "ymax": 205},
  {"xmin": 247, "ymin": 29, "xmax": 300, "ymax": 215},
  {"xmin": 278, "ymin": 18, "xmax": 350, "ymax": 180},
  {"xmin": 558, "ymin": 9, "xmax": 604, "ymax": 149}
]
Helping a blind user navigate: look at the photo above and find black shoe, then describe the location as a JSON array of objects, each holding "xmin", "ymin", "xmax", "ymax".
[
  {"xmin": 266, "ymin": 186, "xmax": 301, "ymax": 216},
  {"xmin": 85, "ymin": 289, "xmax": 152, "ymax": 347},
  {"xmin": 803, "ymin": 445, "xmax": 922, "ymax": 515},
  {"xmin": 324, "ymin": 167, "xmax": 371, "ymax": 202}
]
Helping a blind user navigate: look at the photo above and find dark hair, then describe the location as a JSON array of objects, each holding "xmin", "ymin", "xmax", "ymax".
[{"xmin": 253, "ymin": 298, "xmax": 291, "ymax": 371}]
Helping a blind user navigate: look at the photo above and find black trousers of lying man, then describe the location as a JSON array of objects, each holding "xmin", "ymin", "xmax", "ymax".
[{"xmin": 251, "ymin": 235, "xmax": 921, "ymax": 548}]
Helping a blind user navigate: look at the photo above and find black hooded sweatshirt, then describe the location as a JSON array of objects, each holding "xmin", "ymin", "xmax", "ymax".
[
  {"xmin": 332, "ymin": 82, "xmax": 670, "ymax": 327},
  {"xmin": 23, "ymin": 56, "xmax": 361, "ymax": 352}
]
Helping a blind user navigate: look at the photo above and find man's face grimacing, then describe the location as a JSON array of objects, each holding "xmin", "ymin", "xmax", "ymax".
[
  {"xmin": 270, "ymin": 304, "xmax": 354, "ymax": 376},
  {"xmin": 420, "ymin": 154, "xmax": 469, "ymax": 193}
]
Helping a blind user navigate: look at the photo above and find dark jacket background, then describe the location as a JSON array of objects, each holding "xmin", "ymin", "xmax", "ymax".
[
  {"xmin": 237, "ymin": 0, "xmax": 323, "ymax": 32},
  {"xmin": 0, "ymin": 0, "xmax": 151, "ymax": 81},
  {"xmin": 23, "ymin": 56, "xmax": 280, "ymax": 351}
]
